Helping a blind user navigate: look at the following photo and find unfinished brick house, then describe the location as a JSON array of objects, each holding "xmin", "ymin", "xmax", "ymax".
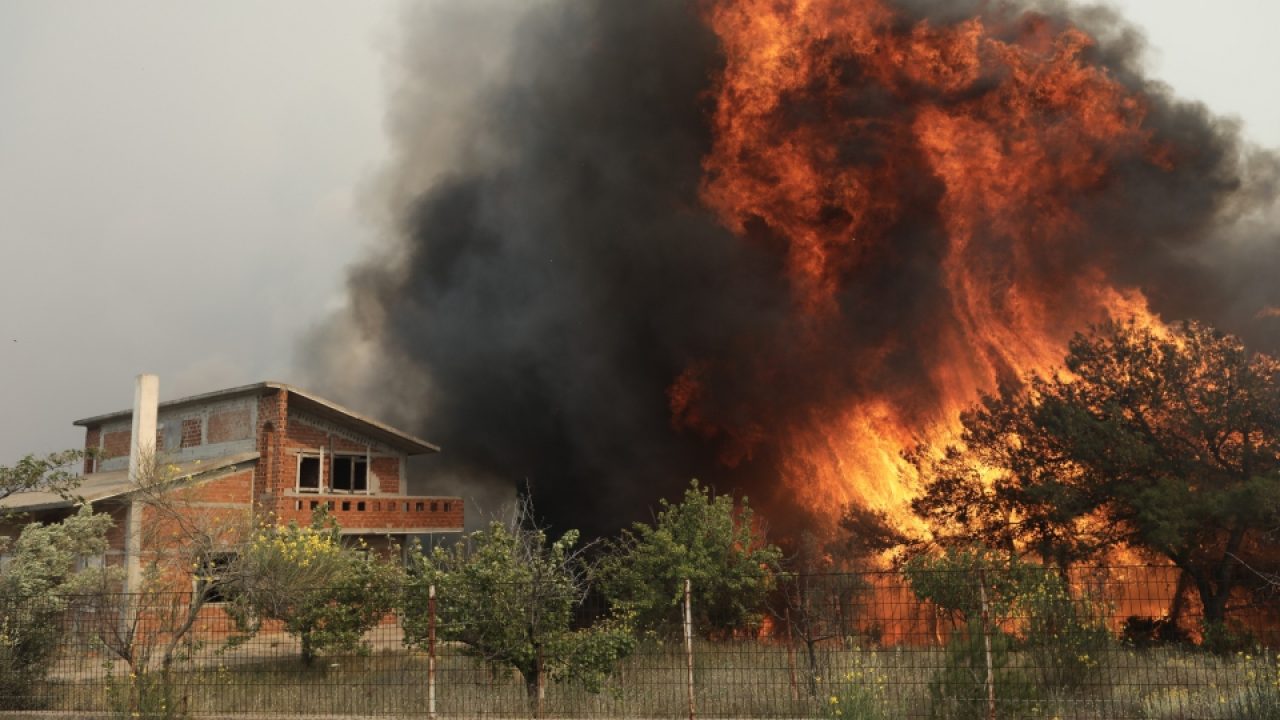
[{"xmin": 0, "ymin": 376, "xmax": 463, "ymax": 592}]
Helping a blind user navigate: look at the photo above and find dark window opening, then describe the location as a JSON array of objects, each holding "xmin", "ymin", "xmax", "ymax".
[
  {"xmin": 330, "ymin": 455, "xmax": 368, "ymax": 492},
  {"xmin": 444, "ymin": 502, "xmax": 452, "ymax": 513},
  {"xmin": 342, "ymin": 501, "xmax": 351, "ymax": 511},
  {"xmin": 430, "ymin": 501, "xmax": 438, "ymax": 512},
  {"xmin": 357, "ymin": 501, "xmax": 366, "ymax": 512},
  {"xmin": 298, "ymin": 456, "xmax": 321, "ymax": 491},
  {"xmin": 415, "ymin": 502, "xmax": 425, "ymax": 512}
]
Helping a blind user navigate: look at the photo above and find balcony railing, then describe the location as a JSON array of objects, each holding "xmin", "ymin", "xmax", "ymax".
[{"xmin": 276, "ymin": 492, "xmax": 463, "ymax": 532}]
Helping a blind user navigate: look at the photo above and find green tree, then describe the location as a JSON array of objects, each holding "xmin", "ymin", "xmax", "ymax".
[
  {"xmin": 402, "ymin": 503, "xmax": 634, "ymax": 708},
  {"xmin": 904, "ymin": 548, "xmax": 1040, "ymax": 720},
  {"xmin": 80, "ymin": 453, "xmax": 254, "ymax": 673},
  {"xmin": 913, "ymin": 320, "xmax": 1280, "ymax": 627},
  {"xmin": 0, "ymin": 505, "xmax": 114, "ymax": 709},
  {"xmin": 599, "ymin": 479, "xmax": 782, "ymax": 637},
  {"xmin": 0, "ymin": 449, "xmax": 89, "ymax": 503},
  {"xmin": 228, "ymin": 508, "xmax": 401, "ymax": 666}
]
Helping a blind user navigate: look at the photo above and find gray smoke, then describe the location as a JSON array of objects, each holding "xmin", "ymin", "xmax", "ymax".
[{"xmin": 307, "ymin": 0, "xmax": 1280, "ymax": 537}]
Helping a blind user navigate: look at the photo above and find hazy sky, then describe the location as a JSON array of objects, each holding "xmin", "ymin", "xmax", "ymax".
[{"xmin": 1, "ymin": 1, "xmax": 1277, "ymax": 466}]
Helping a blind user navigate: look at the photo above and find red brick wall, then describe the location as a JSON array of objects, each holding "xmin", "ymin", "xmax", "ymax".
[
  {"xmin": 253, "ymin": 390, "xmax": 288, "ymax": 512},
  {"xmin": 103, "ymin": 430, "xmax": 130, "ymax": 459},
  {"xmin": 278, "ymin": 417, "xmax": 403, "ymax": 496},
  {"xmin": 182, "ymin": 468, "xmax": 255, "ymax": 505},
  {"xmin": 275, "ymin": 494, "xmax": 464, "ymax": 531},
  {"xmin": 99, "ymin": 428, "xmax": 165, "ymax": 459},
  {"xmin": 104, "ymin": 503, "xmax": 130, "ymax": 554},
  {"xmin": 373, "ymin": 457, "xmax": 400, "ymax": 494},
  {"xmin": 207, "ymin": 408, "xmax": 252, "ymax": 444},
  {"xmin": 181, "ymin": 418, "xmax": 202, "ymax": 448},
  {"xmin": 84, "ymin": 427, "xmax": 101, "ymax": 473}
]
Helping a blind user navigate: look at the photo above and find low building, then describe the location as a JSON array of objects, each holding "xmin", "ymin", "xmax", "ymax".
[{"xmin": 0, "ymin": 377, "xmax": 463, "ymax": 590}]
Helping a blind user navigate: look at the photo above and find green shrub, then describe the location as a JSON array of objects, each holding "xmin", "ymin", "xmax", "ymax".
[
  {"xmin": 824, "ymin": 654, "xmax": 889, "ymax": 720},
  {"xmin": 928, "ymin": 622, "xmax": 1039, "ymax": 720},
  {"xmin": 1018, "ymin": 572, "xmax": 1110, "ymax": 690},
  {"xmin": 0, "ymin": 506, "xmax": 113, "ymax": 709},
  {"xmin": 228, "ymin": 509, "xmax": 401, "ymax": 666},
  {"xmin": 106, "ymin": 670, "xmax": 188, "ymax": 720}
]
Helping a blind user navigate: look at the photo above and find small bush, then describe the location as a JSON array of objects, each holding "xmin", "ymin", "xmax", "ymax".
[
  {"xmin": 928, "ymin": 622, "xmax": 1039, "ymax": 720},
  {"xmin": 1019, "ymin": 573, "xmax": 1110, "ymax": 690},
  {"xmin": 106, "ymin": 670, "xmax": 188, "ymax": 720},
  {"xmin": 1226, "ymin": 651, "xmax": 1280, "ymax": 719},
  {"xmin": 824, "ymin": 654, "xmax": 889, "ymax": 720}
]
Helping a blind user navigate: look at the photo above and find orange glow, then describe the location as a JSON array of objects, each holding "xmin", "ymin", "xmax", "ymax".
[{"xmin": 681, "ymin": 0, "xmax": 1169, "ymax": 530}]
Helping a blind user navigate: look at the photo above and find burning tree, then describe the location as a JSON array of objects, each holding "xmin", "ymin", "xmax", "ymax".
[{"xmin": 914, "ymin": 320, "xmax": 1280, "ymax": 629}]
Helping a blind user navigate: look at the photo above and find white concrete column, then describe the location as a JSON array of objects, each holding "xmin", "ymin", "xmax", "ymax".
[
  {"xmin": 125, "ymin": 374, "xmax": 159, "ymax": 594},
  {"xmin": 127, "ymin": 374, "xmax": 159, "ymax": 481}
]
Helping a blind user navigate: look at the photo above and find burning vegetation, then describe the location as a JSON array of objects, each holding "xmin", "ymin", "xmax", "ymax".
[{"xmin": 317, "ymin": 0, "xmax": 1280, "ymax": 547}]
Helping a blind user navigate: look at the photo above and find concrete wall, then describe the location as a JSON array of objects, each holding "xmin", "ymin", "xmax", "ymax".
[{"xmin": 87, "ymin": 394, "xmax": 260, "ymax": 473}]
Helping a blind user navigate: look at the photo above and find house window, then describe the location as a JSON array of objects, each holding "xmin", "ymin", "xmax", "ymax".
[
  {"xmin": 330, "ymin": 455, "xmax": 368, "ymax": 493},
  {"xmin": 297, "ymin": 455, "xmax": 321, "ymax": 492},
  {"xmin": 75, "ymin": 555, "xmax": 105, "ymax": 572},
  {"xmin": 196, "ymin": 552, "xmax": 238, "ymax": 604}
]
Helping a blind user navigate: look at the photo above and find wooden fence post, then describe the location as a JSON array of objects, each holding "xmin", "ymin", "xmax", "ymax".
[
  {"xmin": 978, "ymin": 570, "xmax": 995, "ymax": 720},
  {"xmin": 684, "ymin": 578, "xmax": 696, "ymax": 720},
  {"xmin": 428, "ymin": 583, "xmax": 437, "ymax": 720}
]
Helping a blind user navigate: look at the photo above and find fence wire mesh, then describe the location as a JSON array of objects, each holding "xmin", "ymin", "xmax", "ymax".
[{"xmin": 3, "ymin": 566, "xmax": 1279, "ymax": 718}]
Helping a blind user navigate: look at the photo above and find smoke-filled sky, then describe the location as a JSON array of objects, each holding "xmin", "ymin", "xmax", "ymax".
[{"xmin": 2, "ymin": 1, "xmax": 1278, "ymax": 520}]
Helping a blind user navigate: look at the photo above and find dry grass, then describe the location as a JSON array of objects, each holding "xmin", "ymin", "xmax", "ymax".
[{"xmin": 18, "ymin": 640, "xmax": 1280, "ymax": 719}]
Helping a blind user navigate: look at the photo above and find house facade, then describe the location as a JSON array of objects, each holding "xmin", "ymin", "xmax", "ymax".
[{"xmin": 0, "ymin": 379, "xmax": 464, "ymax": 588}]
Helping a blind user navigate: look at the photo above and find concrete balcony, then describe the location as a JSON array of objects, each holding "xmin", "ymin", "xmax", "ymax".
[{"xmin": 276, "ymin": 492, "xmax": 463, "ymax": 534}]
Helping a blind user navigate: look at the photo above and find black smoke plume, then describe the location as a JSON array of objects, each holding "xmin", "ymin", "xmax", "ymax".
[{"xmin": 309, "ymin": 0, "xmax": 1280, "ymax": 538}]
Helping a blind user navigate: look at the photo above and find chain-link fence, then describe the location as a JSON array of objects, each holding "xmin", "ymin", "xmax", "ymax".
[{"xmin": 3, "ymin": 566, "xmax": 1279, "ymax": 718}]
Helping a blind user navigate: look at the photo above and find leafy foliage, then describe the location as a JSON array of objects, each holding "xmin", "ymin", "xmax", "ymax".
[
  {"xmin": 825, "ymin": 668, "xmax": 889, "ymax": 719},
  {"xmin": 903, "ymin": 547, "xmax": 1036, "ymax": 624},
  {"xmin": 904, "ymin": 548, "xmax": 1113, "ymax": 715},
  {"xmin": 0, "ymin": 450, "xmax": 89, "ymax": 505},
  {"xmin": 228, "ymin": 508, "xmax": 401, "ymax": 665},
  {"xmin": 913, "ymin": 320, "xmax": 1280, "ymax": 626},
  {"xmin": 1018, "ymin": 572, "xmax": 1110, "ymax": 690},
  {"xmin": 773, "ymin": 533, "xmax": 873, "ymax": 697},
  {"xmin": 402, "ymin": 509, "xmax": 634, "ymax": 701},
  {"xmin": 0, "ymin": 505, "xmax": 113, "ymax": 709},
  {"xmin": 79, "ymin": 452, "xmax": 255, "ymax": 681},
  {"xmin": 927, "ymin": 621, "xmax": 1038, "ymax": 720},
  {"xmin": 598, "ymin": 479, "xmax": 782, "ymax": 636}
]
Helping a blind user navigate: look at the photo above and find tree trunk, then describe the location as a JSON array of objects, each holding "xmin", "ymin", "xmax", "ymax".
[
  {"xmin": 804, "ymin": 638, "xmax": 819, "ymax": 697},
  {"xmin": 301, "ymin": 633, "xmax": 316, "ymax": 667},
  {"xmin": 1190, "ymin": 571, "xmax": 1229, "ymax": 628},
  {"xmin": 1167, "ymin": 570, "xmax": 1191, "ymax": 628},
  {"xmin": 520, "ymin": 664, "xmax": 544, "ymax": 717},
  {"xmin": 523, "ymin": 669, "xmax": 539, "ymax": 700}
]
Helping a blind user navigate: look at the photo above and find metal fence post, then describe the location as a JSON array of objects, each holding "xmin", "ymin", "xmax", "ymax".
[
  {"xmin": 428, "ymin": 583, "xmax": 437, "ymax": 720},
  {"xmin": 684, "ymin": 578, "xmax": 696, "ymax": 720}
]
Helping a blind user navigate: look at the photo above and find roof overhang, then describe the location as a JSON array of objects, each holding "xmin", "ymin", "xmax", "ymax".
[
  {"xmin": 73, "ymin": 381, "xmax": 440, "ymax": 456},
  {"xmin": 0, "ymin": 452, "xmax": 260, "ymax": 513}
]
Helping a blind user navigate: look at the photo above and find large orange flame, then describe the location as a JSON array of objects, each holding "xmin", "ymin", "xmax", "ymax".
[{"xmin": 681, "ymin": 0, "xmax": 1169, "ymax": 529}]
